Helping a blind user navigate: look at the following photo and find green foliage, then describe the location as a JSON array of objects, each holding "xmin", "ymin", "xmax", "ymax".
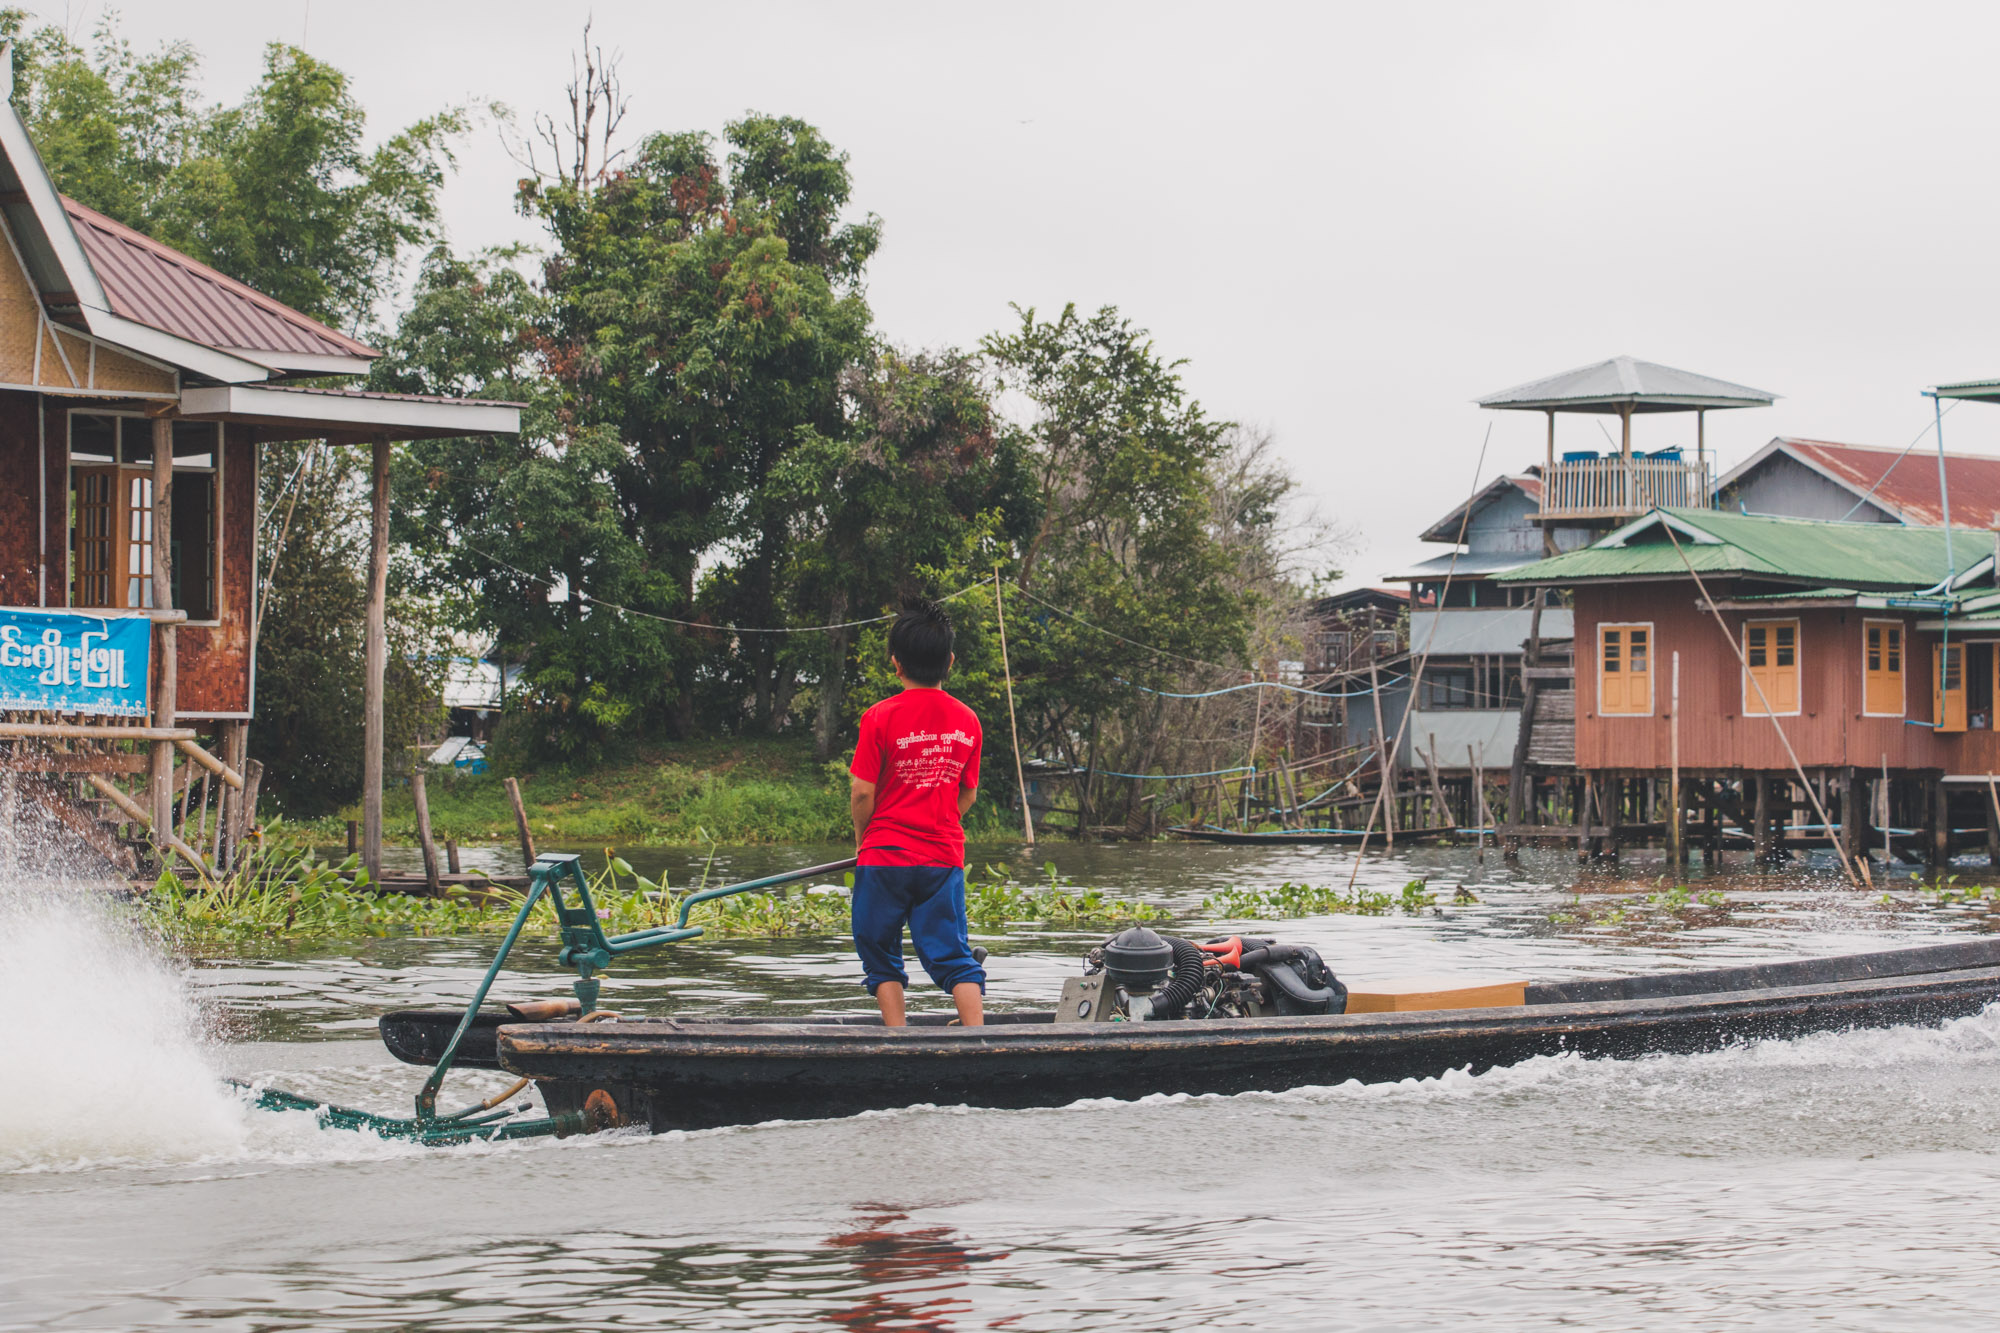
[
  {"xmin": 141, "ymin": 829, "xmax": 1168, "ymax": 943},
  {"xmin": 964, "ymin": 862, "xmax": 1169, "ymax": 929},
  {"xmin": 1547, "ymin": 886, "xmax": 1733, "ymax": 928},
  {"xmin": 1200, "ymin": 879, "xmax": 1439, "ymax": 919},
  {"xmin": 5, "ymin": 14, "xmax": 467, "ymax": 331},
  {"xmin": 250, "ymin": 443, "xmax": 447, "ymax": 816}
]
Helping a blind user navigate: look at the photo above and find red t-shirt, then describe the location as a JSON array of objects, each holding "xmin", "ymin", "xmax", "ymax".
[{"xmin": 849, "ymin": 688, "xmax": 982, "ymax": 867}]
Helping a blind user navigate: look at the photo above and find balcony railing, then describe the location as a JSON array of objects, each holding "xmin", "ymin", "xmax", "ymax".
[{"xmin": 1534, "ymin": 456, "xmax": 1710, "ymax": 521}]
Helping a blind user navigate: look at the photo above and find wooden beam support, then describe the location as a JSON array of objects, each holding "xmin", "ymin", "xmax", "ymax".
[
  {"xmin": 172, "ymin": 736, "xmax": 244, "ymax": 789},
  {"xmin": 0, "ymin": 722, "xmax": 199, "ymax": 741},
  {"xmin": 0, "ymin": 751, "xmax": 149, "ymax": 774},
  {"xmin": 150, "ymin": 417, "xmax": 176, "ymax": 838},
  {"xmin": 88, "ymin": 773, "xmax": 209, "ymax": 879},
  {"xmin": 362, "ymin": 433, "xmax": 391, "ymax": 882}
]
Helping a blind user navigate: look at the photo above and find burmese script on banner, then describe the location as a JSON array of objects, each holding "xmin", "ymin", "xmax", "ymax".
[{"xmin": 0, "ymin": 608, "xmax": 151, "ymax": 716}]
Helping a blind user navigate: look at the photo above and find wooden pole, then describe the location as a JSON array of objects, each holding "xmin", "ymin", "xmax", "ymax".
[
  {"xmin": 505, "ymin": 775, "xmax": 537, "ymax": 869},
  {"xmin": 1504, "ymin": 596, "xmax": 1545, "ymax": 857},
  {"xmin": 347, "ymin": 819, "xmax": 358, "ymax": 855},
  {"xmin": 149, "ymin": 417, "xmax": 176, "ymax": 841},
  {"xmin": 1469, "ymin": 744, "xmax": 1486, "ymax": 862},
  {"xmin": 1422, "ymin": 734, "xmax": 1456, "ymax": 828},
  {"xmin": 1882, "ymin": 755, "xmax": 1891, "ymax": 867},
  {"xmin": 446, "ymin": 838, "xmax": 462, "ymax": 875},
  {"xmin": 239, "ymin": 758, "xmax": 263, "ymax": 851},
  {"xmin": 1753, "ymin": 776, "xmax": 1771, "ymax": 864},
  {"xmin": 1931, "ymin": 776, "xmax": 1950, "ymax": 871},
  {"xmin": 1368, "ymin": 652, "xmax": 1394, "ymax": 849},
  {"xmin": 362, "ymin": 434, "xmax": 391, "ymax": 883},
  {"xmin": 1669, "ymin": 650, "xmax": 1682, "ymax": 866},
  {"xmin": 411, "ymin": 766, "xmax": 441, "ymax": 892},
  {"xmin": 1985, "ymin": 776, "xmax": 2000, "ymax": 870},
  {"xmin": 1576, "ymin": 772, "xmax": 1595, "ymax": 861},
  {"xmin": 993, "ymin": 568, "xmax": 1033, "ymax": 846}
]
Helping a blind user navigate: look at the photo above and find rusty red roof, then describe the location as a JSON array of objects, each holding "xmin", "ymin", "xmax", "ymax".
[
  {"xmin": 61, "ymin": 196, "xmax": 377, "ymax": 363},
  {"xmin": 1760, "ymin": 437, "xmax": 2000, "ymax": 528}
]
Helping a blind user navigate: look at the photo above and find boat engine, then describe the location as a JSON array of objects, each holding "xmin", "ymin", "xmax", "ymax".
[{"xmin": 1058, "ymin": 926, "xmax": 1346, "ymax": 1022}]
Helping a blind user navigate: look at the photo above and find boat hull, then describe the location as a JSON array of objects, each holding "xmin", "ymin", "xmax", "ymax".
[{"xmin": 492, "ymin": 963, "xmax": 2000, "ymax": 1132}]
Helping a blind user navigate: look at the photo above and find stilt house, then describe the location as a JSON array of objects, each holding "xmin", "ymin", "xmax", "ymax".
[
  {"xmin": 1496, "ymin": 506, "xmax": 2000, "ymax": 865},
  {"xmin": 0, "ymin": 64, "xmax": 519, "ymax": 875}
]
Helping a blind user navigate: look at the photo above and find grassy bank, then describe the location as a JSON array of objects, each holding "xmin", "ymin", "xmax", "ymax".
[{"xmin": 293, "ymin": 737, "xmax": 1025, "ymax": 847}]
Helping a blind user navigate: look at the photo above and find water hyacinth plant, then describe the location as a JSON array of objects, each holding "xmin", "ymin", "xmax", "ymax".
[
  {"xmin": 138, "ymin": 832, "xmax": 1176, "ymax": 943},
  {"xmin": 1198, "ymin": 879, "xmax": 1440, "ymax": 919}
]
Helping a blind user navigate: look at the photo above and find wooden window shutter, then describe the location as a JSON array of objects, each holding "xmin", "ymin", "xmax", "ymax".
[
  {"xmin": 1864, "ymin": 621, "xmax": 1903, "ymax": 716},
  {"xmin": 1936, "ymin": 643, "xmax": 1967, "ymax": 733}
]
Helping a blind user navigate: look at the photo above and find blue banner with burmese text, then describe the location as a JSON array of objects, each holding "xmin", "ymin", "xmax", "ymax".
[{"xmin": 0, "ymin": 609, "xmax": 151, "ymax": 717}]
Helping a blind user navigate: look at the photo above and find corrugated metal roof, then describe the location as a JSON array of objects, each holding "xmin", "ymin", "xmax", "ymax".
[
  {"xmin": 1385, "ymin": 552, "xmax": 1544, "ymax": 580},
  {"xmin": 1743, "ymin": 437, "xmax": 2000, "ymax": 528},
  {"xmin": 61, "ymin": 196, "xmax": 377, "ymax": 361},
  {"xmin": 1478, "ymin": 356, "xmax": 1776, "ymax": 414},
  {"xmin": 1416, "ymin": 473, "xmax": 1542, "ymax": 543},
  {"xmin": 1495, "ymin": 507, "xmax": 1962, "ymax": 589}
]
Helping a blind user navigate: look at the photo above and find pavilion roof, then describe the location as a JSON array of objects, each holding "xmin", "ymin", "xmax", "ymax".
[{"xmin": 1477, "ymin": 356, "xmax": 1777, "ymax": 415}]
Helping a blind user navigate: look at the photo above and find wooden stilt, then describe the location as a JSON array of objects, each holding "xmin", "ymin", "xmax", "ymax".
[
  {"xmin": 411, "ymin": 766, "xmax": 441, "ymax": 892},
  {"xmin": 362, "ymin": 433, "xmax": 391, "ymax": 883},
  {"xmin": 1931, "ymin": 777, "xmax": 1951, "ymax": 871},
  {"xmin": 148, "ymin": 417, "xmax": 177, "ymax": 849},
  {"xmin": 1753, "ymin": 776, "xmax": 1772, "ymax": 864},
  {"xmin": 1971, "ymin": 773, "xmax": 2000, "ymax": 868}
]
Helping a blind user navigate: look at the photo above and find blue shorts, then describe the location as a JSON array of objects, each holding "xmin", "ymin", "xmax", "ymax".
[{"xmin": 851, "ymin": 864, "xmax": 986, "ymax": 995}]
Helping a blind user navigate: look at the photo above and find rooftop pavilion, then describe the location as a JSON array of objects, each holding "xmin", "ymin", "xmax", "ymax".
[{"xmin": 1478, "ymin": 356, "xmax": 1776, "ymax": 525}]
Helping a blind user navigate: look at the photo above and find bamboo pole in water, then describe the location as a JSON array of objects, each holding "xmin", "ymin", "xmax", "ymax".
[
  {"xmin": 993, "ymin": 568, "xmax": 1033, "ymax": 846},
  {"xmin": 505, "ymin": 776, "xmax": 536, "ymax": 869},
  {"xmin": 412, "ymin": 767, "xmax": 441, "ymax": 893}
]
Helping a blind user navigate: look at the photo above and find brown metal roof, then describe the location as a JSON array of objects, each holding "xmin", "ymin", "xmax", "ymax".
[
  {"xmin": 60, "ymin": 196, "xmax": 378, "ymax": 362},
  {"xmin": 1776, "ymin": 437, "xmax": 2000, "ymax": 528},
  {"xmin": 258, "ymin": 384, "xmax": 526, "ymax": 409}
]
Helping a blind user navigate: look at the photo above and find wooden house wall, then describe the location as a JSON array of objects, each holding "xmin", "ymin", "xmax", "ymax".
[
  {"xmin": 0, "ymin": 394, "xmax": 254, "ymax": 717},
  {"xmin": 0, "ymin": 393, "xmax": 59, "ymax": 606},
  {"xmin": 1573, "ymin": 583, "xmax": 2000, "ymax": 774},
  {"xmin": 173, "ymin": 424, "xmax": 254, "ymax": 717}
]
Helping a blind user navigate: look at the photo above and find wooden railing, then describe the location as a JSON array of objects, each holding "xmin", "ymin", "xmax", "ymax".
[{"xmin": 1535, "ymin": 456, "xmax": 1710, "ymax": 520}]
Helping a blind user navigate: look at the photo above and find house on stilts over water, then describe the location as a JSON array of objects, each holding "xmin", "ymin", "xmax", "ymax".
[
  {"xmin": 0, "ymin": 54, "xmax": 519, "ymax": 878},
  {"xmin": 1495, "ymin": 486, "xmax": 2000, "ymax": 869}
]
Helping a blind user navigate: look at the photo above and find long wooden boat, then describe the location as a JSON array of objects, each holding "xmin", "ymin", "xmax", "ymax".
[
  {"xmin": 1166, "ymin": 824, "xmax": 1468, "ymax": 845},
  {"xmin": 379, "ymin": 937, "xmax": 2000, "ymax": 1134}
]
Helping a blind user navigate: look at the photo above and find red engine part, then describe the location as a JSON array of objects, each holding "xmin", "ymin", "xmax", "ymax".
[{"xmin": 1199, "ymin": 936, "xmax": 1242, "ymax": 969}]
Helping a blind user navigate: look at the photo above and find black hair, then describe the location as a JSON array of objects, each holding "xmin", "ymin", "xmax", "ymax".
[{"xmin": 888, "ymin": 598, "xmax": 954, "ymax": 685}]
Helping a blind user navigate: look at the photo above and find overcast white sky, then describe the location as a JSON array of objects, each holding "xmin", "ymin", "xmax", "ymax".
[{"xmin": 107, "ymin": 1, "xmax": 2000, "ymax": 584}]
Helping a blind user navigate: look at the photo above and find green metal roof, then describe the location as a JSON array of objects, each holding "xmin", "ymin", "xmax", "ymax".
[{"xmin": 1494, "ymin": 508, "xmax": 1968, "ymax": 590}]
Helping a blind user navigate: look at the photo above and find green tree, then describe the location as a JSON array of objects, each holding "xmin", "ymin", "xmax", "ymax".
[
  {"xmin": 437, "ymin": 111, "xmax": 881, "ymax": 740},
  {"xmin": 5, "ymin": 14, "xmax": 465, "ymax": 333},
  {"xmin": 771, "ymin": 347, "xmax": 1036, "ymax": 758},
  {"xmin": 981, "ymin": 304, "xmax": 1248, "ymax": 827}
]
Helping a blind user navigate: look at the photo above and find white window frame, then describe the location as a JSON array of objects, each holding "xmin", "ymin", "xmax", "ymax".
[
  {"xmin": 1742, "ymin": 617, "xmax": 1802, "ymax": 718},
  {"xmin": 65, "ymin": 412, "xmax": 224, "ymax": 627},
  {"xmin": 1861, "ymin": 617, "xmax": 1906, "ymax": 719},
  {"xmin": 1597, "ymin": 621, "xmax": 1655, "ymax": 717}
]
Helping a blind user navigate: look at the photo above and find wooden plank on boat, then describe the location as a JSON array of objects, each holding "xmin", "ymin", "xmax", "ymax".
[{"xmin": 1345, "ymin": 976, "xmax": 1529, "ymax": 1013}]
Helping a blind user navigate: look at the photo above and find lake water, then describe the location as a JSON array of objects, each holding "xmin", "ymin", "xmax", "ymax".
[{"xmin": 7, "ymin": 836, "xmax": 2000, "ymax": 1330}]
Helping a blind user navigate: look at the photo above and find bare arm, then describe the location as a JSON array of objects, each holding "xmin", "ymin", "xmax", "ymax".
[
  {"xmin": 850, "ymin": 777, "xmax": 877, "ymax": 850},
  {"xmin": 959, "ymin": 785, "xmax": 976, "ymax": 819}
]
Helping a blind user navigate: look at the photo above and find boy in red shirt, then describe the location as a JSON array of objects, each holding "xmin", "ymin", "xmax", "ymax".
[{"xmin": 848, "ymin": 599, "xmax": 986, "ymax": 1027}]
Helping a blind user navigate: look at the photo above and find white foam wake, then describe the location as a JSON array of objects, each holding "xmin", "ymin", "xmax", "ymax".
[{"xmin": 0, "ymin": 885, "xmax": 254, "ymax": 1171}]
